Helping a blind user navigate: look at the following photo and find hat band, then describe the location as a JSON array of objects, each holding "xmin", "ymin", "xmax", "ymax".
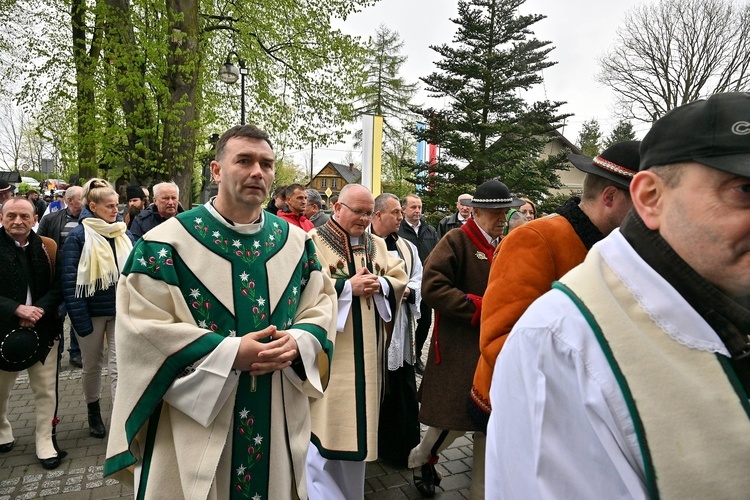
[
  {"xmin": 593, "ymin": 156, "xmax": 636, "ymax": 179},
  {"xmin": 472, "ymin": 197, "xmax": 513, "ymax": 204}
]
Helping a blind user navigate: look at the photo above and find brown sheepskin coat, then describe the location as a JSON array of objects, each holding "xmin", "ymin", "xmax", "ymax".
[{"xmin": 418, "ymin": 219, "xmax": 494, "ymax": 431}]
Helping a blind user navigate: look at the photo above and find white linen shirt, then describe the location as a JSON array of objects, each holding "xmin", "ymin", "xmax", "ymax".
[{"xmin": 485, "ymin": 230, "xmax": 729, "ymax": 500}]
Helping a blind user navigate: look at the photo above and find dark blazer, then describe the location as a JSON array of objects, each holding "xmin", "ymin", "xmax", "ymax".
[
  {"xmin": 0, "ymin": 229, "xmax": 63, "ymax": 343},
  {"xmin": 397, "ymin": 218, "xmax": 439, "ymax": 264},
  {"xmin": 130, "ymin": 203, "xmax": 185, "ymax": 240},
  {"xmin": 37, "ymin": 208, "xmax": 79, "ymax": 258},
  {"xmin": 437, "ymin": 212, "xmax": 465, "ymax": 238}
]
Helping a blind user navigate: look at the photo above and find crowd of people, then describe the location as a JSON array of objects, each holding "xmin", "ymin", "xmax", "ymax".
[{"xmin": 0, "ymin": 91, "xmax": 748, "ymax": 499}]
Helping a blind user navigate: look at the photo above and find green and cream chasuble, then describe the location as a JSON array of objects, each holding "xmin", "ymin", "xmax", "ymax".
[{"xmin": 105, "ymin": 206, "xmax": 336, "ymax": 500}]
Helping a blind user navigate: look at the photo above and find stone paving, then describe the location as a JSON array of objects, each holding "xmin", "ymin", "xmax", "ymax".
[
  {"xmin": 365, "ymin": 430, "xmax": 476, "ymax": 500},
  {"xmin": 0, "ymin": 353, "xmax": 130, "ymax": 500},
  {"xmin": 0, "ymin": 338, "xmax": 476, "ymax": 499}
]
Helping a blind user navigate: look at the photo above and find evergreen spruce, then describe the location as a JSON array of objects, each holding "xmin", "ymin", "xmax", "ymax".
[
  {"xmin": 603, "ymin": 120, "xmax": 636, "ymax": 148},
  {"xmin": 576, "ymin": 119, "xmax": 603, "ymax": 157},
  {"xmin": 355, "ymin": 25, "xmax": 419, "ymax": 140},
  {"xmin": 409, "ymin": 0, "xmax": 570, "ymax": 209},
  {"xmin": 354, "ymin": 25, "xmax": 419, "ymax": 197}
]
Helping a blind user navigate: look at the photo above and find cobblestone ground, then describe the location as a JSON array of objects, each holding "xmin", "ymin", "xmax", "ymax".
[
  {"xmin": 0, "ymin": 353, "xmax": 131, "ymax": 500},
  {"xmin": 365, "ymin": 343, "xmax": 477, "ymax": 500},
  {"xmin": 1, "ymin": 328, "xmax": 475, "ymax": 499}
]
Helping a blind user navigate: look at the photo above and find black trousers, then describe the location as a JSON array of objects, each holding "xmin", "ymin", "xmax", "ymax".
[
  {"xmin": 415, "ymin": 302, "xmax": 433, "ymax": 357},
  {"xmin": 377, "ymin": 363, "xmax": 420, "ymax": 468}
]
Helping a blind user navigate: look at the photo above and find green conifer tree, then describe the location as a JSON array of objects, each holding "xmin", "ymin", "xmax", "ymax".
[
  {"xmin": 576, "ymin": 119, "xmax": 603, "ymax": 157},
  {"xmin": 355, "ymin": 25, "xmax": 419, "ymax": 140},
  {"xmin": 408, "ymin": 0, "xmax": 570, "ymax": 210},
  {"xmin": 603, "ymin": 119, "xmax": 636, "ymax": 148}
]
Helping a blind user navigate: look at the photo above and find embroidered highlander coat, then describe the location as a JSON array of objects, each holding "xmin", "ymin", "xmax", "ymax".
[
  {"xmin": 104, "ymin": 207, "xmax": 337, "ymax": 500},
  {"xmin": 418, "ymin": 220, "xmax": 494, "ymax": 431},
  {"xmin": 309, "ymin": 218, "xmax": 407, "ymax": 462}
]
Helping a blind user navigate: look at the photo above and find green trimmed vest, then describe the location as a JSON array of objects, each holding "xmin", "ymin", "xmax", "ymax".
[{"xmin": 556, "ymin": 249, "xmax": 750, "ymax": 500}]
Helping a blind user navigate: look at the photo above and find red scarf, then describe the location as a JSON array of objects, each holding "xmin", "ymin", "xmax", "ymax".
[{"xmin": 460, "ymin": 217, "xmax": 495, "ymax": 263}]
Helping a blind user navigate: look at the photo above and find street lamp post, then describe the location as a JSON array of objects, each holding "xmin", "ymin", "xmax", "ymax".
[{"xmin": 218, "ymin": 52, "xmax": 247, "ymax": 125}]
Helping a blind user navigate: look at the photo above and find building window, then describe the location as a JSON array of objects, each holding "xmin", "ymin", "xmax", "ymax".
[
  {"xmin": 332, "ymin": 179, "xmax": 338, "ymax": 188},
  {"xmin": 321, "ymin": 179, "xmax": 327, "ymax": 188}
]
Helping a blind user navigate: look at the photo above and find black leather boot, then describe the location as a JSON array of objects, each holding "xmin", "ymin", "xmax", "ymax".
[{"xmin": 87, "ymin": 400, "xmax": 106, "ymax": 438}]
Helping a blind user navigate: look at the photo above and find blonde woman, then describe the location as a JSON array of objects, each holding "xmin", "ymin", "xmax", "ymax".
[
  {"xmin": 518, "ymin": 197, "xmax": 537, "ymax": 220},
  {"xmin": 62, "ymin": 179, "xmax": 133, "ymax": 438}
]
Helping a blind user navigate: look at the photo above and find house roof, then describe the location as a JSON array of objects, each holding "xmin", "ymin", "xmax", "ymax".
[
  {"xmin": 548, "ymin": 129, "xmax": 582, "ymax": 155},
  {"xmin": 321, "ymin": 162, "xmax": 361, "ymax": 184},
  {"xmin": 464, "ymin": 128, "xmax": 581, "ymax": 171}
]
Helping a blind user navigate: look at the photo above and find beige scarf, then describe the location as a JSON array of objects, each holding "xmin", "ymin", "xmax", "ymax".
[{"xmin": 75, "ymin": 218, "xmax": 133, "ymax": 298}]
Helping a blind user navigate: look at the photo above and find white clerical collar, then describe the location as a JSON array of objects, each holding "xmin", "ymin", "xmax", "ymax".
[
  {"xmin": 598, "ymin": 230, "xmax": 728, "ymax": 356},
  {"xmin": 332, "ymin": 214, "xmax": 364, "ymax": 245},
  {"xmin": 205, "ymin": 198, "xmax": 264, "ymax": 235}
]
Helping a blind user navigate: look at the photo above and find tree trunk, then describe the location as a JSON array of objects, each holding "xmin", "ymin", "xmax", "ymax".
[
  {"xmin": 162, "ymin": 0, "xmax": 200, "ymax": 208},
  {"xmin": 103, "ymin": 0, "xmax": 157, "ymax": 179},
  {"xmin": 71, "ymin": 0, "xmax": 102, "ymax": 180}
]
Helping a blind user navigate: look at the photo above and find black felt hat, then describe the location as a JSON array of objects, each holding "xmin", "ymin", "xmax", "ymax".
[
  {"xmin": 126, "ymin": 185, "xmax": 145, "ymax": 200},
  {"xmin": 460, "ymin": 180, "xmax": 525, "ymax": 209},
  {"xmin": 568, "ymin": 141, "xmax": 640, "ymax": 189},
  {"xmin": 0, "ymin": 180, "xmax": 14, "ymax": 194},
  {"xmin": 0, "ymin": 327, "xmax": 54, "ymax": 372},
  {"xmin": 640, "ymin": 92, "xmax": 750, "ymax": 175}
]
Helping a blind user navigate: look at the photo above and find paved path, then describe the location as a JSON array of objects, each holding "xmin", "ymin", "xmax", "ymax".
[
  {"xmin": 0, "ymin": 352, "xmax": 130, "ymax": 500},
  {"xmin": 0, "ymin": 341, "xmax": 476, "ymax": 499}
]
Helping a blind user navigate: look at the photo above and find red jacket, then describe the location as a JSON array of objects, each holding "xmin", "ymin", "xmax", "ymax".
[{"xmin": 276, "ymin": 210, "xmax": 315, "ymax": 232}]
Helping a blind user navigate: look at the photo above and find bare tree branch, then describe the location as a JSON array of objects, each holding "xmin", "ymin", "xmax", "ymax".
[
  {"xmin": 598, "ymin": 0, "xmax": 750, "ymax": 123},
  {"xmin": 0, "ymin": 101, "xmax": 27, "ymax": 170}
]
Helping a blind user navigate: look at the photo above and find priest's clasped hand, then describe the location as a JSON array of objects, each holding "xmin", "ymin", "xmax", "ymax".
[
  {"xmin": 233, "ymin": 325, "xmax": 299, "ymax": 375},
  {"xmin": 349, "ymin": 267, "xmax": 381, "ymax": 298}
]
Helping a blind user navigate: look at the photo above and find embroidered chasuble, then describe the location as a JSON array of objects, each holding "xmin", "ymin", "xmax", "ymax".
[
  {"xmin": 105, "ymin": 206, "xmax": 337, "ymax": 500},
  {"xmin": 309, "ymin": 218, "xmax": 408, "ymax": 461}
]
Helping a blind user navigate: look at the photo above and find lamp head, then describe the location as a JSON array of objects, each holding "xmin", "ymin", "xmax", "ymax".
[{"xmin": 218, "ymin": 60, "xmax": 240, "ymax": 84}]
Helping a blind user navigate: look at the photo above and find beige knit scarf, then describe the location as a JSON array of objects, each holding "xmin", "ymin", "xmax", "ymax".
[{"xmin": 75, "ymin": 218, "xmax": 132, "ymax": 298}]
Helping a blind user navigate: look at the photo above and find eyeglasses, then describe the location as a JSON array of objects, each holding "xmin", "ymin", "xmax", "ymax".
[{"xmin": 340, "ymin": 202, "xmax": 374, "ymax": 219}]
